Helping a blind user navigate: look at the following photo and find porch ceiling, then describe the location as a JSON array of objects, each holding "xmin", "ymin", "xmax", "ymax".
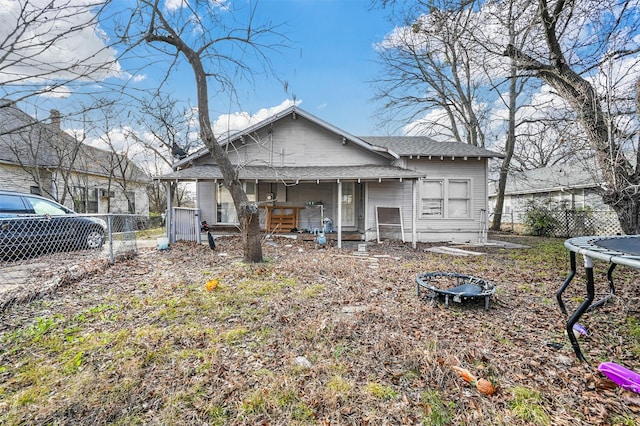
[{"xmin": 156, "ymin": 164, "xmax": 426, "ymax": 182}]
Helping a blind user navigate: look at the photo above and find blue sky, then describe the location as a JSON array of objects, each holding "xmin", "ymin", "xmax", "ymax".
[
  {"xmin": 140, "ymin": 0, "xmax": 397, "ymax": 136},
  {"xmin": 235, "ymin": 0, "xmax": 394, "ymax": 135},
  {"xmin": 1, "ymin": 0, "xmax": 396, "ymax": 136}
]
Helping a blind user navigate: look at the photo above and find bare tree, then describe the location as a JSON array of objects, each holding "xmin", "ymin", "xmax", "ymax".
[
  {"xmin": 129, "ymin": 95, "xmax": 201, "ymax": 212},
  {"xmin": 374, "ymin": 1, "xmax": 533, "ymax": 231},
  {"xmin": 118, "ymin": 0, "xmax": 285, "ymax": 262},
  {"xmin": 0, "ymin": 0, "xmax": 118, "ymax": 105},
  {"xmin": 79, "ymin": 103, "xmax": 148, "ymax": 214},
  {"xmin": 374, "ymin": 3, "xmax": 489, "ymax": 146},
  {"xmin": 504, "ymin": 0, "xmax": 640, "ymax": 233}
]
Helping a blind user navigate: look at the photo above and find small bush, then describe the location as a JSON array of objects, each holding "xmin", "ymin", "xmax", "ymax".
[{"xmin": 523, "ymin": 202, "xmax": 559, "ymax": 236}]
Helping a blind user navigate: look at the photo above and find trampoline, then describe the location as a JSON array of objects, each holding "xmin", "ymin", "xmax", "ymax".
[
  {"xmin": 558, "ymin": 235, "xmax": 640, "ymax": 361},
  {"xmin": 416, "ymin": 272, "xmax": 496, "ymax": 311}
]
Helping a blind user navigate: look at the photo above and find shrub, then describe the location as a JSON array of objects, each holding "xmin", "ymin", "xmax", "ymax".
[{"xmin": 523, "ymin": 201, "xmax": 559, "ymax": 237}]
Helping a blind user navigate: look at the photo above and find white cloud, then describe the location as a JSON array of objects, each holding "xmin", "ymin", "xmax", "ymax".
[
  {"xmin": 164, "ymin": 0, "xmax": 188, "ymax": 12},
  {"xmin": 0, "ymin": 0, "xmax": 121, "ymax": 86},
  {"xmin": 38, "ymin": 86, "xmax": 72, "ymax": 98},
  {"xmin": 131, "ymin": 74, "xmax": 147, "ymax": 83},
  {"xmin": 211, "ymin": 98, "xmax": 299, "ymax": 139}
]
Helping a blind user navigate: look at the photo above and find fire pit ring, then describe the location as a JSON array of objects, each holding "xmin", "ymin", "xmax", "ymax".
[{"xmin": 416, "ymin": 272, "xmax": 496, "ymax": 311}]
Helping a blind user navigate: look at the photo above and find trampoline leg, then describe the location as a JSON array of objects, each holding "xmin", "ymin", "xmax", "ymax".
[
  {"xmin": 567, "ymin": 258, "xmax": 594, "ymax": 362},
  {"xmin": 587, "ymin": 263, "xmax": 616, "ymax": 312},
  {"xmin": 484, "ymin": 295, "xmax": 489, "ymax": 311},
  {"xmin": 444, "ymin": 294, "xmax": 449, "ymax": 308},
  {"xmin": 557, "ymin": 251, "xmax": 576, "ymax": 315}
]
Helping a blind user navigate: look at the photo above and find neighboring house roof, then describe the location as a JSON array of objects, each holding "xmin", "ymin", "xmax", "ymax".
[
  {"xmin": 490, "ymin": 163, "xmax": 601, "ymax": 196},
  {"xmin": 159, "ymin": 164, "xmax": 426, "ymax": 182},
  {"xmin": 361, "ymin": 136, "xmax": 504, "ymax": 159},
  {"xmin": 0, "ymin": 102, "xmax": 149, "ymax": 183}
]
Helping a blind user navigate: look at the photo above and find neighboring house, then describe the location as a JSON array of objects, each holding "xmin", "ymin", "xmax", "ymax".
[
  {"xmin": 0, "ymin": 101, "xmax": 150, "ymax": 216},
  {"xmin": 158, "ymin": 106, "xmax": 503, "ymax": 246},
  {"xmin": 488, "ymin": 163, "xmax": 622, "ymax": 235},
  {"xmin": 488, "ymin": 163, "xmax": 610, "ymax": 219}
]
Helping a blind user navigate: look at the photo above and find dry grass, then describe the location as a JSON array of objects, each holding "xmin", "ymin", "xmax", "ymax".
[{"xmin": 1, "ymin": 234, "xmax": 640, "ymax": 425}]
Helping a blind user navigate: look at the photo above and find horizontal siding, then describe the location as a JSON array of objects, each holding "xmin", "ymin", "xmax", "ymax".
[
  {"xmin": 195, "ymin": 116, "xmax": 387, "ymax": 168},
  {"xmin": 361, "ymin": 159, "xmax": 489, "ymax": 243},
  {"xmin": 197, "ymin": 181, "xmax": 217, "ymax": 225},
  {"xmin": 366, "ymin": 181, "xmax": 414, "ymax": 240},
  {"xmin": 409, "ymin": 158, "xmax": 488, "ymax": 242}
]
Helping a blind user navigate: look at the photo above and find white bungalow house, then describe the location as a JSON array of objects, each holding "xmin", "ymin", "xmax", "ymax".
[
  {"xmin": 0, "ymin": 102, "xmax": 150, "ymax": 216},
  {"xmin": 158, "ymin": 106, "xmax": 503, "ymax": 247}
]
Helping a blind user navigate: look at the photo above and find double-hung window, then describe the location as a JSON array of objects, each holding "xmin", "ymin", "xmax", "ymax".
[{"xmin": 420, "ymin": 178, "xmax": 471, "ymax": 219}]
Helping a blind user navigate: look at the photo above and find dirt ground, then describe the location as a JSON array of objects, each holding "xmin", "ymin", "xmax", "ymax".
[{"xmin": 1, "ymin": 234, "xmax": 640, "ymax": 425}]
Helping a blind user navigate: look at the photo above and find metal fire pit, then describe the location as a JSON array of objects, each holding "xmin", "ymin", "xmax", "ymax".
[{"xmin": 416, "ymin": 272, "xmax": 496, "ymax": 311}]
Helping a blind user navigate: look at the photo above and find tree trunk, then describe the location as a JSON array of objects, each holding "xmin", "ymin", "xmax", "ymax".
[
  {"xmin": 491, "ymin": 20, "xmax": 519, "ymax": 232},
  {"xmin": 604, "ymin": 191, "xmax": 640, "ymax": 235},
  {"xmin": 504, "ymin": 0, "xmax": 640, "ymax": 234},
  {"xmin": 238, "ymin": 203, "xmax": 263, "ymax": 262},
  {"xmin": 144, "ymin": 13, "xmax": 264, "ymax": 262}
]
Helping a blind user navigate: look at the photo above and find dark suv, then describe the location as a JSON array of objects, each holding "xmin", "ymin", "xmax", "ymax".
[{"xmin": 0, "ymin": 190, "xmax": 107, "ymax": 259}]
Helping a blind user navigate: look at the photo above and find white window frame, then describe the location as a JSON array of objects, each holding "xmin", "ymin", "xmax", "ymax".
[
  {"xmin": 420, "ymin": 179, "xmax": 444, "ymax": 218},
  {"xmin": 447, "ymin": 179, "xmax": 471, "ymax": 218},
  {"xmin": 420, "ymin": 178, "xmax": 472, "ymax": 219}
]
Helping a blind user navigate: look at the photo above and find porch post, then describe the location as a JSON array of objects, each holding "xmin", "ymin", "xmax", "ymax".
[
  {"xmin": 166, "ymin": 182, "xmax": 173, "ymax": 242},
  {"xmin": 337, "ymin": 180, "xmax": 342, "ymax": 249},
  {"xmin": 412, "ymin": 179, "xmax": 417, "ymax": 249},
  {"xmin": 195, "ymin": 179, "xmax": 201, "ymax": 245}
]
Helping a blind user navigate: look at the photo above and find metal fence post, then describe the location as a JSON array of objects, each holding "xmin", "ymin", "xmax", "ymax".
[{"xmin": 107, "ymin": 214, "xmax": 114, "ymax": 264}]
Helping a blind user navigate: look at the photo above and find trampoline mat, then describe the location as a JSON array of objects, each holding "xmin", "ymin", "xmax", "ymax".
[{"xmin": 594, "ymin": 237, "xmax": 640, "ymax": 256}]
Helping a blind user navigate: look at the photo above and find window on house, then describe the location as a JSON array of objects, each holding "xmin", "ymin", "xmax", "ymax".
[
  {"xmin": 448, "ymin": 179, "xmax": 470, "ymax": 218},
  {"xmin": 88, "ymin": 188, "xmax": 98, "ymax": 213},
  {"xmin": 216, "ymin": 183, "xmax": 236, "ymax": 223},
  {"xmin": 245, "ymin": 181, "xmax": 256, "ymax": 202},
  {"xmin": 30, "ymin": 186, "xmax": 41, "ymax": 195},
  {"xmin": 420, "ymin": 178, "xmax": 471, "ymax": 219},
  {"xmin": 420, "ymin": 180, "xmax": 444, "ymax": 217},
  {"xmin": 216, "ymin": 182, "xmax": 256, "ymax": 224},
  {"xmin": 127, "ymin": 191, "xmax": 136, "ymax": 214}
]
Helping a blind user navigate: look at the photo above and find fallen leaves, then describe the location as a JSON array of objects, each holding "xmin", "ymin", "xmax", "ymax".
[{"xmin": 2, "ymin": 234, "xmax": 640, "ymax": 424}]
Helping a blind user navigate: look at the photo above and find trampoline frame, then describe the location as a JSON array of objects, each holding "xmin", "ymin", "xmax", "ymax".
[
  {"xmin": 559, "ymin": 235, "xmax": 640, "ymax": 361},
  {"xmin": 416, "ymin": 271, "xmax": 496, "ymax": 311}
]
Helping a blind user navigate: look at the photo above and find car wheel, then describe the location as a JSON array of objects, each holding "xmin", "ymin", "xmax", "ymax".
[{"xmin": 84, "ymin": 227, "xmax": 105, "ymax": 249}]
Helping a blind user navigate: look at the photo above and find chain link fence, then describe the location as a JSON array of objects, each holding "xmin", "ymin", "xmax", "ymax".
[
  {"xmin": 1, "ymin": 214, "xmax": 149, "ymax": 311},
  {"xmin": 496, "ymin": 209, "xmax": 623, "ymax": 237}
]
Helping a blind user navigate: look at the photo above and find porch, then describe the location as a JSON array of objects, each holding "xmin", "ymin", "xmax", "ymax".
[
  {"xmin": 159, "ymin": 165, "xmax": 425, "ymax": 248},
  {"xmin": 166, "ymin": 207, "xmax": 382, "ymax": 248}
]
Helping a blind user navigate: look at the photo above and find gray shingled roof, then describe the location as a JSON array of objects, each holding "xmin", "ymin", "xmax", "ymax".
[
  {"xmin": 491, "ymin": 163, "xmax": 601, "ymax": 195},
  {"xmin": 361, "ymin": 136, "xmax": 504, "ymax": 158},
  {"xmin": 157, "ymin": 164, "xmax": 426, "ymax": 182},
  {"xmin": 0, "ymin": 103, "xmax": 149, "ymax": 183}
]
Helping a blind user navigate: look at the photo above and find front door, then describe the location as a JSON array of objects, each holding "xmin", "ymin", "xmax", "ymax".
[{"xmin": 341, "ymin": 182, "xmax": 356, "ymax": 228}]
